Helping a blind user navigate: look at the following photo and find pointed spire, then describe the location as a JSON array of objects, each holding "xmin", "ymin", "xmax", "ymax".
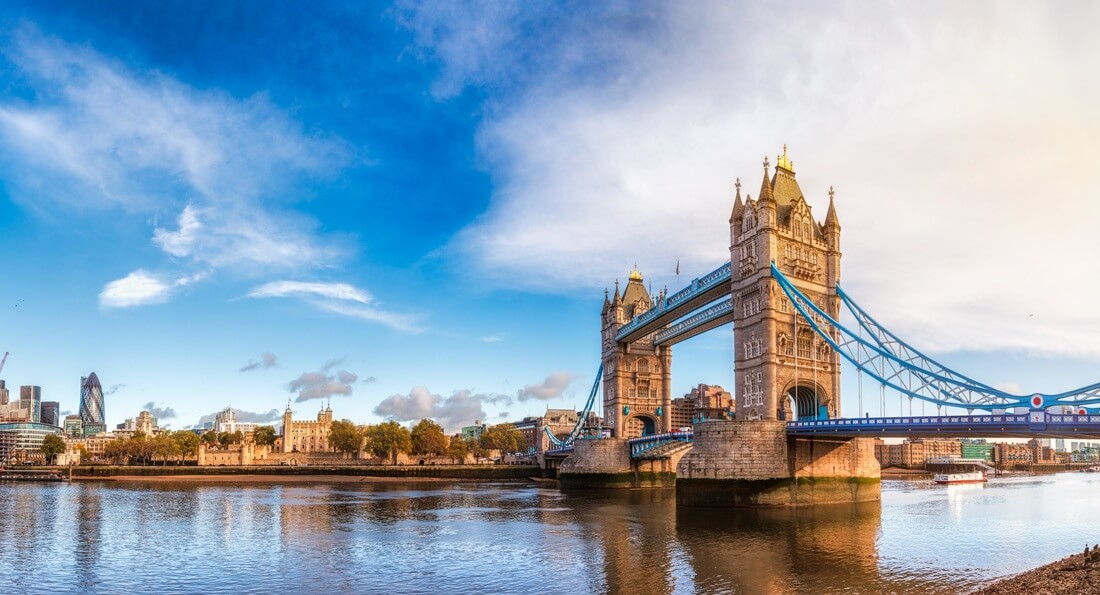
[
  {"xmin": 730, "ymin": 177, "xmax": 744, "ymax": 223},
  {"xmin": 824, "ymin": 185, "xmax": 840, "ymax": 230},
  {"xmin": 758, "ymin": 156, "xmax": 775, "ymax": 204},
  {"xmin": 612, "ymin": 280, "xmax": 622, "ymax": 304}
]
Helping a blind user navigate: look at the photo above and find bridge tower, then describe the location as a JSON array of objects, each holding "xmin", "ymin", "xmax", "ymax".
[
  {"xmin": 601, "ymin": 270, "xmax": 672, "ymax": 438},
  {"xmin": 729, "ymin": 146, "xmax": 842, "ymax": 421}
]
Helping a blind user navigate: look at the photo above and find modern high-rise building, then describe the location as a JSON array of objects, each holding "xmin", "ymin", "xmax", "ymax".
[
  {"xmin": 80, "ymin": 373, "xmax": 106, "ymax": 436},
  {"xmin": 40, "ymin": 401, "xmax": 60, "ymax": 427},
  {"xmin": 0, "ymin": 380, "xmax": 8, "ymax": 405},
  {"xmin": 19, "ymin": 386, "xmax": 41, "ymax": 423}
]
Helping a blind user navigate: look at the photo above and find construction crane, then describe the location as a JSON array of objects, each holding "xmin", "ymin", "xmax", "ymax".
[{"xmin": 0, "ymin": 352, "xmax": 7, "ymax": 377}]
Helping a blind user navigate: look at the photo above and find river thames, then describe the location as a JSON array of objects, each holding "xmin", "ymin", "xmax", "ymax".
[{"xmin": 1, "ymin": 473, "xmax": 1098, "ymax": 594}]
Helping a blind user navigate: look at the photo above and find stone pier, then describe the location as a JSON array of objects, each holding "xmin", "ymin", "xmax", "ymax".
[
  {"xmin": 558, "ymin": 438, "xmax": 684, "ymax": 489},
  {"xmin": 676, "ymin": 420, "xmax": 880, "ymax": 507}
]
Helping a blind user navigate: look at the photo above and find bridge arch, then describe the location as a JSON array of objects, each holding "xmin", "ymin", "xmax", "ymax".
[
  {"xmin": 625, "ymin": 413, "xmax": 658, "ymax": 437},
  {"xmin": 782, "ymin": 382, "xmax": 828, "ymax": 421}
]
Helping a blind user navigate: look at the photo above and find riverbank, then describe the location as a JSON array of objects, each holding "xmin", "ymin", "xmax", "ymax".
[
  {"xmin": 973, "ymin": 546, "xmax": 1100, "ymax": 594},
  {"xmin": 36, "ymin": 464, "xmax": 537, "ymax": 482}
]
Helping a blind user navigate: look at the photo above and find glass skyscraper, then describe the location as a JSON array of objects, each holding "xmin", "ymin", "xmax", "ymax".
[
  {"xmin": 80, "ymin": 373, "xmax": 105, "ymax": 436},
  {"xmin": 19, "ymin": 386, "xmax": 41, "ymax": 423}
]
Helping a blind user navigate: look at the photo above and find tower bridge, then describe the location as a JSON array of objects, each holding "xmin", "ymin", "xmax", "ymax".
[{"xmin": 547, "ymin": 147, "xmax": 1100, "ymax": 506}]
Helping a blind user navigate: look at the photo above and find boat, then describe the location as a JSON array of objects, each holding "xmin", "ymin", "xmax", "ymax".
[
  {"xmin": 933, "ymin": 471, "xmax": 987, "ymax": 485},
  {"xmin": 0, "ymin": 467, "xmax": 67, "ymax": 482}
]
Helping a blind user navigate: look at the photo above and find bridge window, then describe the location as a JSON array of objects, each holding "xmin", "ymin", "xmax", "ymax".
[
  {"xmin": 651, "ymin": 389, "xmax": 658, "ymax": 400},
  {"xmin": 638, "ymin": 359, "xmax": 649, "ymax": 374},
  {"xmin": 628, "ymin": 387, "xmax": 636, "ymax": 399},
  {"xmin": 797, "ymin": 334, "xmax": 812, "ymax": 358}
]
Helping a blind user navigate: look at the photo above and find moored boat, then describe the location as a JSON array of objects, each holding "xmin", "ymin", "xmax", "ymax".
[{"xmin": 933, "ymin": 471, "xmax": 987, "ymax": 485}]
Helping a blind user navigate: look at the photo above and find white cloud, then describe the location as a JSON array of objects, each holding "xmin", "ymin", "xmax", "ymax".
[
  {"xmin": 247, "ymin": 280, "xmax": 419, "ymax": 332},
  {"xmin": 287, "ymin": 361, "xmax": 359, "ymax": 403},
  {"xmin": 0, "ymin": 27, "xmax": 352, "ymax": 305},
  {"xmin": 247, "ymin": 281, "xmax": 372, "ymax": 304},
  {"xmin": 374, "ymin": 386, "xmax": 512, "ymax": 433},
  {"xmin": 478, "ymin": 335, "xmax": 503, "ymax": 343},
  {"xmin": 409, "ymin": 3, "xmax": 1100, "ymax": 359},
  {"xmin": 516, "ymin": 371, "xmax": 575, "ymax": 402},
  {"xmin": 99, "ymin": 270, "xmax": 172, "ymax": 309}
]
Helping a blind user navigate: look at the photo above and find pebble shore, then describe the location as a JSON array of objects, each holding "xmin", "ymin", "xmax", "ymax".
[{"xmin": 973, "ymin": 546, "xmax": 1100, "ymax": 594}]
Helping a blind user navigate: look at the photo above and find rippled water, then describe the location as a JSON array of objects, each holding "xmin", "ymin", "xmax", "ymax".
[{"xmin": 2, "ymin": 473, "xmax": 1099, "ymax": 594}]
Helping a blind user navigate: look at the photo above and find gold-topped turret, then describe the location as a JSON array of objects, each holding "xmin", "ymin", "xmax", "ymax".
[
  {"xmin": 629, "ymin": 264, "xmax": 643, "ymax": 282},
  {"xmin": 776, "ymin": 144, "xmax": 794, "ymax": 172}
]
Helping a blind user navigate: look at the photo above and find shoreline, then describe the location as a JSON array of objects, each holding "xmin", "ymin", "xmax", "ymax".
[
  {"xmin": 973, "ymin": 547, "xmax": 1100, "ymax": 594},
  {"xmin": 75, "ymin": 474, "xmax": 516, "ymax": 484}
]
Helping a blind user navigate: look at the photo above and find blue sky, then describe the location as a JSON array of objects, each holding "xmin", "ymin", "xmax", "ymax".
[{"xmin": 1, "ymin": 2, "xmax": 1099, "ymax": 431}]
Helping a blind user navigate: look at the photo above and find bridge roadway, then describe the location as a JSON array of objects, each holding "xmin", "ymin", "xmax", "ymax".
[
  {"xmin": 545, "ymin": 412, "xmax": 1100, "ymax": 459},
  {"xmin": 615, "ymin": 262, "xmax": 731, "ymax": 344}
]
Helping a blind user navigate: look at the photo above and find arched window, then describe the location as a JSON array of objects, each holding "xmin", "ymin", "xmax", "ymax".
[{"xmin": 638, "ymin": 359, "xmax": 650, "ymax": 374}]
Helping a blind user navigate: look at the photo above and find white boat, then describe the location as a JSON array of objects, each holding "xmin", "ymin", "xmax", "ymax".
[{"xmin": 933, "ymin": 471, "xmax": 987, "ymax": 485}]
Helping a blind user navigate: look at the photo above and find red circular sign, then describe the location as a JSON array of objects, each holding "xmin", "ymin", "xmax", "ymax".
[
  {"xmin": 1031, "ymin": 394, "xmax": 1044, "ymax": 408},
  {"xmin": 1080, "ymin": 408, "xmax": 1088, "ymax": 416}
]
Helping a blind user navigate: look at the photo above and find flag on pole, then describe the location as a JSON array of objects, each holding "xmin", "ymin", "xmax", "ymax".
[{"xmin": 675, "ymin": 259, "xmax": 680, "ymax": 276}]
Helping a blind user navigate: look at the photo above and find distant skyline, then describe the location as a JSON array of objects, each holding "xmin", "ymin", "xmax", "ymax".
[{"xmin": 2, "ymin": 2, "xmax": 1100, "ymax": 432}]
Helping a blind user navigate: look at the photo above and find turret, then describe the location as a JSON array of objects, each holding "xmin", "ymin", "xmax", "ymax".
[
  {"xmin": 757, "ymin": 156, "xmax": 776, "ymax": 229},
  {"xmin": 823, "ymin": 185, "xmax": 841, "ymax": 246}
]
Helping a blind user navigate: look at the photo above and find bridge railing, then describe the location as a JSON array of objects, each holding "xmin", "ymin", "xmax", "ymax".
[
  {"xmin": 787, "ymin": 412, "xmax": 1100, "ymax": 436},
  {"xmin": 628, "ymin": 430, "xmax": 694, "ymax": 457},
  {"xmin": 615, "ymin": 262, "xmax": 731, "ymax": 342},
  {"xmin": 653, "ymin": 298, "xmax": 733, "ymax": 344}
]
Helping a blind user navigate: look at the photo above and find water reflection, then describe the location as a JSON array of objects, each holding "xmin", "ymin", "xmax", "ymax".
[{"xmin": 0, "ymin": 475, "xmax": 1096, "ymax": 594}]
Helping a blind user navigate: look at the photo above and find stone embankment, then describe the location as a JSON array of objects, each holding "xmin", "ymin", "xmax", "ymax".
[
  {"xmin": 49, "ymin": 465, "xmax": 536, "ymax": 481},
  {"xmin": 974, "ymin": 545, "xmax": 1100, "ymax": 594}
]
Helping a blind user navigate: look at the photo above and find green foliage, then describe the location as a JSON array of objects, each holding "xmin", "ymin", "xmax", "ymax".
[
  {"xmin": 217, "ymin": 431, "xmax": 244, "ymax": 446},
  {"xmin": 411, "ymin": 419, "xmax": 448, "ymax": 456},
  {"xmin": 170, "ymin": 431, "xmax": 200, "ymax": 456},
  {"xmin": 447, "ymin": 434, "xmax": 468, "ymax": 463},
  {"xmin": 329, "ymin": 419, "xmax": 363, "ymax": 454},
  {"xmin": 201, "ymin": 430, "xmax": 218, "ymax": 445},
  {"xmin": 480, "ymin": 423, "xmax": 522, "ymax": 455},
  {"xmin": 365, "ymin": 421, "xmax": 412, "ymax": 464},
  {"xmin": 40, "ymin": 434, "xmax": 65, "ymax": 463},
  {"xmin": 253, "ymin": 425, "xmax": 277, "ymax": 446}
]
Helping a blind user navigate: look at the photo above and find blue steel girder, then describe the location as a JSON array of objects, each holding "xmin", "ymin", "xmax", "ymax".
[
  {"xmin": 615, "ymin": 262, "xmax": 732, "ymax": 344},
  {"xmin": 653, "ymin": 298, "xmax": 734, "ymax": 346},
  {"xmin": 787, "ymin": 412, "xmax": 1100, "ymax": 439},
  {"xmin": 771, "ymin": 263, "xmax": 1100, "ymax": 411}
]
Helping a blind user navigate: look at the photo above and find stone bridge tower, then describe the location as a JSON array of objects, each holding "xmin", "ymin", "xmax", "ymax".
[
  {"xmin": 729, "ymin": 147, "xmax": 842, "ymax": 421},
  {"xmin": 601, "ymin": 269, "xmax": 672, "ymax": 438}
]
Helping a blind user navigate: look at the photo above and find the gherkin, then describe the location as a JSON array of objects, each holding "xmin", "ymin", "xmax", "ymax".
[{"xmin": 80, "ymin": 372, "xmax": 105, "ymax": 426}]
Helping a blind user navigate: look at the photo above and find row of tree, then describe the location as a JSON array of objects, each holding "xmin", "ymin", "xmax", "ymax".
[
  {"xmin": 40, "ymin": 419, "xmax": 527, "ymax": 465},
  {"xmin": 328, "ymin": 419, "xmax": 527, "ymax": 464}
]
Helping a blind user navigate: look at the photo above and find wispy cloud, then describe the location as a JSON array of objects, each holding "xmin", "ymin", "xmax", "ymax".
[
  {"xmin": 478, "ymin": 335, "xmax": 503, "ymax": 343},
  {"xmin": 0, "ymin": 27, "xmax": 353, "ymax": 307},
  {"xmin": 405, "ymin": 3, "xmax": 1100, "ymax": 359},
  {"xmin": 240, "ymin": 352, "xmax": 278, "ymax": 372},
  {"xmin": 247, "ymin": 280, "xmax": 419, "ymax": 332}
]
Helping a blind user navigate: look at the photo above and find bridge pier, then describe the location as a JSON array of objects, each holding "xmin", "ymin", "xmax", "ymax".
[
  {"xmin": 558, "ymin": 438, "xmax": 682, "ymax": 489},
  {"xmin": 676, "ymin": 421, "xmax": 880, "ymax": 507}
]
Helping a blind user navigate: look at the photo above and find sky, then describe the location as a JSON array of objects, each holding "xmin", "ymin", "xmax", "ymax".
[{"xmin": 1, "ymin": 1, "xmax": 1100, "ymax": 432}]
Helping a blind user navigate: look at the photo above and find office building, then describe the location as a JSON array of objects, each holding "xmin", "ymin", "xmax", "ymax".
[
  {"xmin": 0, "ymin": 380, "xmax": 8, "ymax": 405},
  {"xmin": 40, "ymin": 401, "xmax": 60, "ymax": 427},
  {"xmin": 63, "ymin": 415, "xmax": 83, "ymax": 438},
  {"xmin": 19, "ymin": 386, "xmax": 41, "ymax": 423}
]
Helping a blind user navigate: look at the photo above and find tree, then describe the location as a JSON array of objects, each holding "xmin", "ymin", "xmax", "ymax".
[
  {"xmin": 171, "ymin": 431, "xmax": 200, "ymax": 459},
  {"xmin": 365, "ymin": 421, "xmax": 412, "ymax": 465},
  {"xmin": 329, "ymin": 419, "xmax": 363, "ymax": 456},
  {"xmin": 201, "ymin": 430, "xmax": 218, "ymax": 446},
  {"xmin": 411, "ymin": 419, "xmax": 448, "ymax": 457},
  {"xmin": 480, "ymin": 423, "xmax": 521, "ymax": 455},
  {"xmin": 447, "ymin": 434, "xmax": 468, "ymax": 464},
  {"xmin": 75, "ymin": 444, "xmax": 89, "ymax": 464},
  {"xmin": 153, "ymin": 434, "xmax": 180, "ymax": 463},
  {"xmin": 253, "ymin": 425, "xmax": 277, "ymax": 446},
  {"xmin": 40, "ymin": 434, "xmax": 65, "ymax": 464},
  {"xmin": 104, "ymin": 438, "xmax": 129, "ymax": 464}
]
